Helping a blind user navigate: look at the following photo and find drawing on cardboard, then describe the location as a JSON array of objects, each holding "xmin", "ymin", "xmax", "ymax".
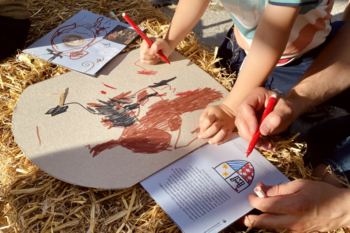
[
  {"xmin": 45, "ymin": 77, "xmax": 223, "ymax": 157},
  {"xmin": 214, "ymin": 161, "xmax": 254, "ymax": 193},
  {"xmin": 102, "ymin": 82, "xmax": 117, "ymax": 90},
  {"xmin": 12, "ymin": 49, "xmax": 229, "ymax": 189},
  {"xmin": 134, "ymin": 59, "xmax": 158, "ymax": 75}
]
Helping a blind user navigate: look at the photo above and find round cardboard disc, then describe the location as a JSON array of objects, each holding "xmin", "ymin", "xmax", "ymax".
[{"xmin": 62, "ymin": 35, "xmax": 86, "ymax": 46}]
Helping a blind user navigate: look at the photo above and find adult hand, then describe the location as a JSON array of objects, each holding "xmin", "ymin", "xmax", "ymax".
[
  {"xmin": 198, "ymin": 104, "xmax": 236, "ymax": 145},
  {"xmin": 235, "ymin": 87, "xmax": 297, "ymax": 151},
  {"xmin": 140, "ymin": 38, "xmax": 173, "ymax": 65},
  {"xmin": 244, "ymin": 180, "xmax": 350, "ymax": 232}
]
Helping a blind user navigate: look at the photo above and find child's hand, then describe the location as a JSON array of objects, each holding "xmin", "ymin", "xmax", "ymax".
[
  {"xmin": 140, "ymin": 38, "xmax": 173, "ymax": 65},
  {"xmin": 198, "ymin": 104, "xmax": 236, "ymax": 145}
]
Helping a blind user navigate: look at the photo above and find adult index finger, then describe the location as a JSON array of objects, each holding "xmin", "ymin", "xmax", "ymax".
[
  {"xmin": 244, "ymin": 213, "xmax": 295, "ymax": 230},
  {"xmin": 248, "ymin": 193, "xmax": 295, "ymax": 214},
  {"xmin": 240, "ymin": 87, "xmax": 268, "ymax": 116},
  {"xmin": 236, "ymin": 104, "xmax": 259, "ymax": 140},
  {"xmin": 248, "ymin": 181, "xmax": 305, "ymax": 214}
]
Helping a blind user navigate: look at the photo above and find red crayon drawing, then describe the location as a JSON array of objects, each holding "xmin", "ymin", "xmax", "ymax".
[
  {"xmin": 101, "ymin": 91, "xmax": 107, "ymax": 94},
  {"xmin": 102, "ymin": 82, "xmax": 117, "ymax": 90},
  {"xmin": 134, "ymin": 59, "xmax": 158, "ymax": 75},
  {"xmin": 97, "ymin": 58, "xmax": 104, "ymax": 63},
  {"xmin": 45, "ymin": 77, "xmax": 223, "ymax": 157},
  {"xmin": 36, "ymin": 126, "xmax": 41, "ymax": 146},
  {"xmin": 176, "ymin": 88, "xmax": 201, "ymax": 96}
]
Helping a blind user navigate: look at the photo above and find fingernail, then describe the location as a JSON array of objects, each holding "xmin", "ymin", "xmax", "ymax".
[
  {"xmin": 149, "ymin": 50, "xmax": 155, "ymax": 55},
  {"xmin": 261, "ymin": 124, "xmax": 271, "ymax": 135},
  {"xmin": 198, "ymin": 135, "xmax": 201, "ymax": 139},
  {"xmin": 208, "ymin": 141, "xmax": 212, "ymax": 144},
  {"xmin": 255, "ymin": 140, "xmax": 262, "ymax": 148},
  {"xmin": 261, "ymin": 183, "xmax": 268, "ymax": 190}
]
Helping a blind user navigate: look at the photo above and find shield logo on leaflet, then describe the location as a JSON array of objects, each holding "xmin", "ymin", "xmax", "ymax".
[{"xmin": 213, "ymin": 160, "xmax": 254, "ymax": 193}]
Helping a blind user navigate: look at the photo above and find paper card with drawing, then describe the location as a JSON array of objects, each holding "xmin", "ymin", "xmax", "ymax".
[
  {"xmin": 23, "ymin": 10, "xmax": 139, "ymax": 76},
  {"xmin": 12, "ymin": 49, "xmax": 229, "ymax": 189},
  {"xmin": 141, "ymin": 134, "xmax": 290, "ymax": 233}
]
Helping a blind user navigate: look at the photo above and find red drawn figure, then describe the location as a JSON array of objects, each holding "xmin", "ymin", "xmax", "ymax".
[
  {"xmin": 97, "ymin": 58, "xmax": 104, "ymax": 63},
  {"xmin": 48, "ymin": 17, "xmax": 110, "ymax": 71},
  {"xmin": 45, "ymin": 77, "xmax": 223, "ymax": 157},
  {"xmin": 36, "ymin": 126, "xmax": 41, "ymax": 146},
  {"xmin": 134, "ymin": 59, "xmax": 158, "ymax": 75},
  {"xmin": 102, "ymin": 82, "xmax": 117, "ymax": 90}
]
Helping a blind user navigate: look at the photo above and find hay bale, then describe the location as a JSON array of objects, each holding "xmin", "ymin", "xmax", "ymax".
[{"xmin": 0, "ymin": 0, "xmax": 348, "ymax": 232}]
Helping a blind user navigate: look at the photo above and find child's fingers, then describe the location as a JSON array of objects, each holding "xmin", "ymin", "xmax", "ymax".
[
  {"xmin": 209, "ymin": 128, "xmax": 229, "ymax": 145},
  {"xmin": 199, "ymin": 114, "xmax": 216, "ymax": 135},
  {"xmin": 149, "ymin": 40, "xmax": 163, "ymax": 55},
  {"xmin": 140, "ymin": 38, "xmax": 160, "ymax": 64},
  {"xmin": 141, "ymin": 56, "xmax": 161, "ymax": 65},
  {"xmin": 199, "ymin": 109, "xmax": 209, "ymax": 126},
  {"xmin": 215, "ymin": 130, "xmax": 232, "ymax": 145},
  {"xmin": 199, "ymin": 121, "xmax": 222, "ymax": 139}
]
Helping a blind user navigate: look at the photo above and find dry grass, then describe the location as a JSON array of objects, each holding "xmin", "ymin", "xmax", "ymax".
[{"xmin": 0, "ymin": 0, "xmax": 348, "ymax": 232}]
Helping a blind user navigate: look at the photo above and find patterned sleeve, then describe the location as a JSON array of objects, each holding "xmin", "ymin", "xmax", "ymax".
[{"xmin": 268, "ymin": 0, "xmax": 321, "ymax": 6}]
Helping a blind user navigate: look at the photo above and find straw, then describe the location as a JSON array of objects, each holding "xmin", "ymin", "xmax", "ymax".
[{"xmin": 0, "ymin": 0, "xmax": 348, "ymax": 232}]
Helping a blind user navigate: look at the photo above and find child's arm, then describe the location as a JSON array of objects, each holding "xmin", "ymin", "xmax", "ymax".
[
  {"xmin": 140, "ymin": 0, "xmax": 211, "ymax": 64},
  {"xmin": 199, "ymin": 4, "xmax": 301, "ymax": 144}
]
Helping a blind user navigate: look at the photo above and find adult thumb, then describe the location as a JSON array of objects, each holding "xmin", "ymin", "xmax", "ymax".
[
  {"xmin": 259, "ymin": 112, "xmax": 283, "ymax": 136},
  {"xmin": 260, "ymin": 98, "xmax": 296, "ymax": 135}
]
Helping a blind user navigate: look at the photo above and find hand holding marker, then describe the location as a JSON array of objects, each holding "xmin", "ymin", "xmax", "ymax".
[
  {"xmin": 246, "ymin": 95, "xmax": 277, "ymax": 157},
  {"xmin": 122, "ymin": 13, "xmax": 170, "ymax": 64}
]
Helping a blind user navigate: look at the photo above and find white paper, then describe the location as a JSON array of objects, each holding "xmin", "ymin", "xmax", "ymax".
[
  {"xmin": 141, "ymin": 134, "xmax": 290, "ymax": 233},
  {"xmin": 24, "ymin": 10, "xmax": 138, "ymax": 75}
]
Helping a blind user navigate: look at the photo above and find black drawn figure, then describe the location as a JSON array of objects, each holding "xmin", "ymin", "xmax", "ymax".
[
  {"xmin": 46, "ymin": 49, "xmax": 63, "ymax": 62},
  {"xmin": 214, "ymin": 160, "xmax": 254, "ymax": 193},
  {"xmin": 46, "ymin": 77, "xmax": 223, "ymax": 157}
]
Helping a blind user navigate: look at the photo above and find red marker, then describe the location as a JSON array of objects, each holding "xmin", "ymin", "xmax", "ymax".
[
  {"xmin": 122, "ymin": 13, "xmax": 170, "ymax": 64},
  {"xmin": 246, "ymin": 95, "xmax": 277, "ymax": 157}
]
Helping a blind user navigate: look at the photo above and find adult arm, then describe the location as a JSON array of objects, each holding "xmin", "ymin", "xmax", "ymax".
[
  {"xmin": 342, "ymin": 0, "xmax": 350, "ymax": 21},
  {"xmin": 244, "ymin": 180, "xmax": 350, "ymax": 231}
]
